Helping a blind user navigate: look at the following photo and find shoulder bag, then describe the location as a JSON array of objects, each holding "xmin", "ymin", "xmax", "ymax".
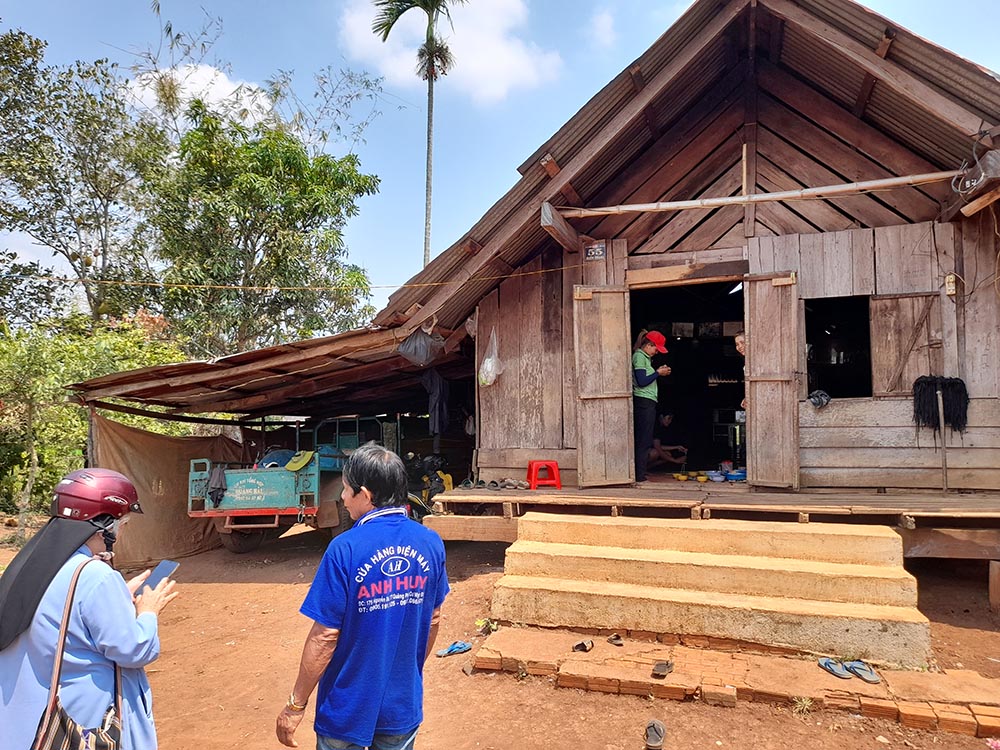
[{"xmin": 32, "ymin": 558, "xmax": 123, "ymax": 750}]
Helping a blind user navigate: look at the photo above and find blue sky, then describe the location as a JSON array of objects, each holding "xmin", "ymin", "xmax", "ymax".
[{"xmin": 2, "ymin": 0, "xmax": 998, "ymax": 313}]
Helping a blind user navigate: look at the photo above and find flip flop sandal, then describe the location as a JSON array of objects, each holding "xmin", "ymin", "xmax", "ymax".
[
  {"xmin": 651, "ymin": 660, "xmax": 673, "ymax": 678},
  {"xmin": 607, "ymin": 633, "xmax": 624, "ymax": 647},
  {"xmin": 459, "ymin": 479, "xmax": 474, "ymax": 489},
  {"xmin": 514, "ymin": 480, "xmax": 530, "ymax": 490},
  {"xmin": 436, "ymin": 641, "xmax": 472, "ymax": 658},
  {"xmin": 817, "ymin": 657, "xmax": 853, "ymax": 679},
  {"xmin": 572, "ymin": 639, "xmax": 594, "ymax": 653},
  {"xmin": 644, "ymin": 719, "xmax": 666, "ymax": 750},
  {"xmin": 501, "ymin": 478, "xmax": 519, "ymax": 489},
  {"xmin": 843, "ymin": 660, "xmax": 881, "ymax": 684},
  {"xmin": 475, "ymin": 479, "xmax": 487, "ymax": 489},
  {"xmin": 486, "ymin": 480, "xmax": 502, "ymax": 491}
]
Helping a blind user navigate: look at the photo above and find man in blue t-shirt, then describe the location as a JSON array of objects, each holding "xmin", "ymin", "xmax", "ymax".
[{"xmin": 276, "ymin": 443, "xmax": 450, "ymax": 750}]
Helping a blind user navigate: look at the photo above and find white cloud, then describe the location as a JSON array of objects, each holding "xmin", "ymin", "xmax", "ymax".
[
  {"xmin": 588, "ymin": 9, "xmax": 617, "ymax": 50},
  {"xmin": 129, "ymin": 64, "xmax": 273, "ymax": 124},
  {"xmin": 338, "ymin": 0, "xmax": 562, "ymax": 106}
]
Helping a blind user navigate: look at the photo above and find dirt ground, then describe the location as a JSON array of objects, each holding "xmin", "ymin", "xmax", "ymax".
[{"xmin": 2, "ymin": 530, "xmax": 998, "ymax": 750}]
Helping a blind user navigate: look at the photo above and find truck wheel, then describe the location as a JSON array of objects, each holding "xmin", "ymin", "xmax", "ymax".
[{"xmin": 219, "ymin": 530, "xmax": 265, "ymax": 553}]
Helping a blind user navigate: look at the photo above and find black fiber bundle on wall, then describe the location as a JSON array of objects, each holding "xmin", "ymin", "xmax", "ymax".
[{"xmin": 912, "ymin": 376, "xmax": 970, "ymax": 433}]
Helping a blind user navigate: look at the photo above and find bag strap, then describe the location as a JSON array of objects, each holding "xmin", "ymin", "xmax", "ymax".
[{"xmin": 41, "ymin": 558, "xmax": 123, "ymax": 725}]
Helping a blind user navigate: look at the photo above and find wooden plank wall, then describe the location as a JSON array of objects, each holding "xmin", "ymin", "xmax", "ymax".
[
  {"xmin": 960, "ymin": 212, "xmax": 1000, "ymax": 398},
  {"xmin": 475, "ymin": 247, "xmax": 577, "ymax": 483},
  {"xmin": 800, "ymin": 398, "xmax": 1000, "ymax": 490}
]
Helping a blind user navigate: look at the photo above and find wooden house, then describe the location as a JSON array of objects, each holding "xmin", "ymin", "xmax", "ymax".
[
  {"xmin": 368, "ymin": 0, "xmax": 1000, "ymax": 497},
  {"xmin": 74, "ymin": 0, "xmax": 1000, "ymax": 517}
]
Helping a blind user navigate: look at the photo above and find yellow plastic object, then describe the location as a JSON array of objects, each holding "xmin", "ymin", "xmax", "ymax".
[
  {"xmin": 284, "ymin": 450, "xmax": 314, "ymax": 472},
  {"xmin": 437, "ymin": 471, "xmax": 453, "ymax": 492},
  {"xmin": 687, "ymin": 471, "xmax": 699, "ymax": 477},
  {"xmin": 696, "ymin": 475, "xmax": 709, "ymax": 483},
  {"xmin": 676, "ymin": 474, "xmax": 689, "ymax": 481}
]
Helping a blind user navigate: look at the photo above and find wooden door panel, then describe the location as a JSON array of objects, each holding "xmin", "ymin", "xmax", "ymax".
[
  {"xmin": 574, "ymin": 286, "xmax": 634, "ymax": 487},
  {"xmin": 745, "ymin": 274, "xmax": 800, "ymax": 488}
]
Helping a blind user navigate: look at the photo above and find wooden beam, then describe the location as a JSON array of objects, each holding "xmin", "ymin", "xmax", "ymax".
[
  {"xmin": 627, "ymin": 259, "xmax": 749, "ymax": 288},
  {"xmin": 759, "ymin": 0, "xmax": 995, "ymax": 146},
  {"xmin": 541, "ymin": 201, "xmax": 585, "ymax": 253},
  {"xmin": 401, "ymin": 0, "xmax": 752, "ymax": 334},
  {"xmin": 461, "ymin": 237, "xmax": 483, "ymax": 255},
  {"xmin": 78, "ymin": 398, "xmax": 292, "ymax": 426},
  {"xmin": 628, "ymin": 64, "xmax": 661, "ymax": 139},
  {"xmin": 897, "ymin": 527, "xmax": 1000, "ymax": 559},
  {"xmin": 539, "ymin": 153, "xmax": 583, "ymax": 205},
  {"xmin": 767, "ymin": 15, "xmax": 784, "ymax": 62},
  {"xmin": 559, "ymin": 169, "xmax": 961, "ymax": 218},
  {"xmin": 852, "ymin": 28, "xmax": 896, "ymax": 118},
  {"xmin": 960, "ymin": 184, "xmax": 1000, "ymax": 217},
  {"xmin": 744, "ymin": 0, "xmax": 759, "ymax": 236}
]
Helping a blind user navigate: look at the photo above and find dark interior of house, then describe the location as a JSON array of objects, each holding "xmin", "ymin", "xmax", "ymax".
[
  {"xmin": 804, "ymin": 296, "xmax": 873, "ymax": 398},
  {"xmin": 630, "ymin": 281, "xmax": 747, "ymax": 472}
]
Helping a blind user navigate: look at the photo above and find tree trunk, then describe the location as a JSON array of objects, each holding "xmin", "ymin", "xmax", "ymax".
[
  {"xmin": 16, "ymin": 401, "xmax": 38, "ymax": 543},
  {"xmin": 423, "ymin": 74, "xmax": 434, "ymax": 268}
]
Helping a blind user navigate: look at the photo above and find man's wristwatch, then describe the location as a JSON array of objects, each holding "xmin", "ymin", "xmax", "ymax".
[{"xmin": 287, "ymin": 694, "xmax": 307, "ymax": 712}]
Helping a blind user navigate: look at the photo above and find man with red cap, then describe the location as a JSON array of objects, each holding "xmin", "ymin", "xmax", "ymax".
[{"xmin": 632, "ymin": 330, "xmax": 672, "ymax": 483}]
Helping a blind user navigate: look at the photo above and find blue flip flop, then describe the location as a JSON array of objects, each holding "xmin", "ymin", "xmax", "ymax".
[
  {"xmin": 436, "ymin": 641, "xmax": 472, "ymax": 658},
  {"xmin": 817, "ymin": 657, "xmax": 853, "ymax": 679},
  {"xmin": 843, "ymin": 660, "xmax": 881, "ymax": 684}
]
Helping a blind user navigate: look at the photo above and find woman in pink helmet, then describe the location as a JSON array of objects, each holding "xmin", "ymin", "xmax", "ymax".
[{"xmin": 0, "ymin": 468, "xmax": 178, "ymax": 749}]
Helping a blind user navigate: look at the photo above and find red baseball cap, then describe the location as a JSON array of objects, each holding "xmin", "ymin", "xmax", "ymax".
[{"xmin": 646, "ymin": 330, "xmax": 668, "ymax": 354}]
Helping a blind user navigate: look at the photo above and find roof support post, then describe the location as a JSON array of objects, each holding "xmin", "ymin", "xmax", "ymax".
[{"xmin": 744, "ymin": 0, "xmax": 759, "ymax": 237}]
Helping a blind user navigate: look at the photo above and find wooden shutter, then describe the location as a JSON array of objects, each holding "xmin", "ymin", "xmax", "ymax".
[
  {"xmin": 573, "ymin": 286, "xmax": 634, "ymax": 487},
  {"xmin": 745, "ymin": 274, "xmax": 801, "ymax": 488},
  {"xmin": 870, "ymin": 293, "xmax": 943, "ymax": 396}
]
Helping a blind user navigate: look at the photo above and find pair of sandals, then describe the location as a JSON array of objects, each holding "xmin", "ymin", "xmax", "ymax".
[
  {"xmin": 817, "ymin": 657, "xmax": 881, "ymax": 683},
  {"xmin": 487, "ymin": 478, "xmax": 530, "ymax": 490}
]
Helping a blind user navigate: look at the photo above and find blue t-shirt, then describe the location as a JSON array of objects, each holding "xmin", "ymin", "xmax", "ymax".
[{"xmin": 300, "ymin": 507, "xmax": 449, "ymax": 746}]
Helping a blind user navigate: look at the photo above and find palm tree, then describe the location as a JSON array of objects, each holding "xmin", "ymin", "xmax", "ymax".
[{"xmin": 373, "ymin": 0, "xmax": 466, "ymax": 267}]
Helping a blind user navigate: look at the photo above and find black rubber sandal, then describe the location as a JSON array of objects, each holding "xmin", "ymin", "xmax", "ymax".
[{"xmin": 651, "ymin": 660, "xmax": 674, "ymax": 678}]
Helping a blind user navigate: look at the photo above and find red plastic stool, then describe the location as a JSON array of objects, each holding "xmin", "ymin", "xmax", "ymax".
[{"xmin": 527, "ymin": 460, "xmax": 562, "ymax": 490}]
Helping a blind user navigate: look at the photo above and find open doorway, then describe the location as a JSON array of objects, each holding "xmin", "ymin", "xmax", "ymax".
[{"xmin": 630, "ymin": 280, "xmax": 746, "ymax": 475}]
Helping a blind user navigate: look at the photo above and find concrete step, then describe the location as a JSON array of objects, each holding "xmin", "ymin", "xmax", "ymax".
[
  {"xmin": 516, "ymin": 513, "xmax": 904, "ymax": 566},
  {"xmin": 503, "ymin": 540, "xmax": 918, "ymax": 607},
  {"xmin": 491, "ymin": 575, "xmax": 930, "ymax": 666}
]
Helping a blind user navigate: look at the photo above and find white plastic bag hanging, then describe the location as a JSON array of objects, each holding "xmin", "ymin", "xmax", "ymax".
[{"xmin": 477, "ymin": 326, "xmax": 504, "ymax": 387}]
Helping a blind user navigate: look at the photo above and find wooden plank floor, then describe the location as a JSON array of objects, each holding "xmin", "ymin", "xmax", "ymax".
[{"xmin": 439, "ymin": 484, "xmax": 1000, "ymax": 519}]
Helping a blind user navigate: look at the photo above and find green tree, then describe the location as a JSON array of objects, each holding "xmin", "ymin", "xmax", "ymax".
[
  {"xmin": 0, "ymin": 252, "xmax": 72, "ymax": 330},
  {"xmin": 373, "ymin": 0, "xmax": 466, "ymax": 268},
  {"xmin": 0, "ymin": 29, "xmax": 170, "ymax": 321},
  {"xmin": 149, "ymin": 102, "xmax": 379, "ymax": 356},
  {"xmin": 0, "ymin": 314, "xmax": 189, "ymax": 528}
]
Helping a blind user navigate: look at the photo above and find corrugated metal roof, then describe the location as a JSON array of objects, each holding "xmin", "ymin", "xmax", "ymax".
[{"xmin": 73, "ymin": 0, "xmax": 1000, "ymax": 418}]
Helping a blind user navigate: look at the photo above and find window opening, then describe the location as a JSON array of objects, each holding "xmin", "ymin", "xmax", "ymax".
[{"xmin": 804, "ymin": 296, "xmax": 872, "ymax": 398}]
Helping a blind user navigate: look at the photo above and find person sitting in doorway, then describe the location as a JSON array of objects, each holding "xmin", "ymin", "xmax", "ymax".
[{"xmin": 647, "ymin": 411, "xmax": 688, "ymax": 470}]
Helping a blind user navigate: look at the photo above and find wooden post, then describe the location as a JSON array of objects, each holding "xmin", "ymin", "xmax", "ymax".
[
  {"xmin": 936, "ymin": 387, "xmax": 948, "ymax": 491},
  {"xmin": 990, "ymin": 561, "xmax": 999, "ymax": 614}
]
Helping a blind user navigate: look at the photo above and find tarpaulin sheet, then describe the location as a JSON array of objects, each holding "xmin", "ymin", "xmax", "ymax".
[{"xmin": 92, "ymin": 414, "xmax": 244, "ymax": 568}]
